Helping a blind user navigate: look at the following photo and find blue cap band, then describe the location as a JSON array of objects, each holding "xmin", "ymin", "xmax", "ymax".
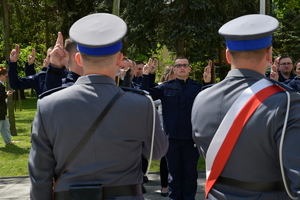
[
  {"xmin": 226, "ymin": 35, "xmax": 272, "ymax": 51},
  {"xmin": 77, "ymin": 41, "xmax": 123, "ymax": 56}
]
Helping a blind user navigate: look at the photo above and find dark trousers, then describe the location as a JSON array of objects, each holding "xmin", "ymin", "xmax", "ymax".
[
  {"xmin": 160, "ymin": 156, "xmax": 169, "ymax": 187},
  {"xmin": 166, "ymin": 139, "xmax": 199, "ymax": 200}
]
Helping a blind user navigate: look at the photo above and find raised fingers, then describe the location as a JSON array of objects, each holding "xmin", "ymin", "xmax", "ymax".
[{"xmin": 56, "ymin": 32, "xmax": 64, "ymax": 47}]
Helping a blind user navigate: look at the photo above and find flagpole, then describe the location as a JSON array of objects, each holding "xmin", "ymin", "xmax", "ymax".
[{"xmin": 260, "ymin": 0, "xmax": 265, "ymax": 14}]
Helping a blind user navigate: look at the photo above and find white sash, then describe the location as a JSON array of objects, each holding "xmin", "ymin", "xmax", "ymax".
[{"xmin": 206, "ymin": 78, "xmax": 273, "ymax": 178}]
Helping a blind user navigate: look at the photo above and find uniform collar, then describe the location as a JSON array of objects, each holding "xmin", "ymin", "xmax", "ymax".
[
  {"xmin": 74, "ymin": 74, "xmax": 117, "ymax": 86},
  {"xmin": 226, "ymin": 69, "xmax": 266, "ymax": 79}
]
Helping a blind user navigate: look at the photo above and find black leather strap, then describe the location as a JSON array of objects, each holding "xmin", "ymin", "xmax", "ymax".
[
  {"xmin": 54, "ymin": 184, "xmax": 142, "ymax": 200},
  {"xmin": 55, "ymin": 90, "xmax": 124, "ymax": 181},
  {"xmin": 216, "ymin": 176, "xmax": 286, "ymax": 192}
]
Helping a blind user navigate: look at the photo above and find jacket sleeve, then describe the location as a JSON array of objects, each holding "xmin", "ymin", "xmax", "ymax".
[
  {"xmin": 139, "ymin": 74, "xmax": 162, "ymax": 101},
  {"xmin": 42, "ymin": 64, "xmax": 64, "ymax": 93},
  {"xmin": 25, "ymin": 62, "xmax": 36, "ymax": 76},
  {"xmin": 28, "ymin": 101, "xmax": 56, "ymax": 200},
  {"xmin": 7, "ymin": 61, "xmax": 38, "ymax": 90}
]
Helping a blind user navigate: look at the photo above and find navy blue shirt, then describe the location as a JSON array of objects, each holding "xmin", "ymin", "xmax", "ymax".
[{"xmin": 140, "ymin": 75, "xmax": 202, "ymax": 139}]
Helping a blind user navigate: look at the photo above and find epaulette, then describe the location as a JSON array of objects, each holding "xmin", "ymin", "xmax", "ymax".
[
  {"xmin": 202, "ymin": 83, "xmax": 215, "ymax": 91},
  {"xmin": 267, "ymin": 79, "xmax": 295, "ymax": 91},
  {"xmin": 38, "ymin": 86, "xmax": 68, "ymax": 99},
  {"xmin": 120, "ymin": 86, "xmax": 149, "ymax": 95}
]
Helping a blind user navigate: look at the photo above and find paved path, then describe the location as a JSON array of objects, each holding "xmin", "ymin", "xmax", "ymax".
[{"xmin": 0, "ymin": 171, "xmax": 205, "ymax": 200}]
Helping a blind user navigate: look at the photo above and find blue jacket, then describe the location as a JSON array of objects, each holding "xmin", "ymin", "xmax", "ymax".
[
  {"xmin": 287, "ymin": 76, "xmax": 300, "ymax": 92},
  {"xmin": 42, "ymin": 64, "xmax": 79, "ymax": 92},
  {"xmin": 8, "ymin": 61, "xmax": 47, "ymax": 96},
  {"xmin": 140, "ymin": 75, "xmax": 202, "ymax": 139}
]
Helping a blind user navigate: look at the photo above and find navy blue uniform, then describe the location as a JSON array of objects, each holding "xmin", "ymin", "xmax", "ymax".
[
  {"xmin": 266, "ymin": 71, "xmax": 296, "ymax": 83},
  {"xmin": 43, "ymin": 64, "xmax": 80, "ymax": 90},
  {"xmin": 286, "ymin": 76, "xmax": 300, "ymax": 92},
  {"xmin": 38, "ymin": 65, "xmax": 80, "ymax": 99},
  {"xmin": 8, "ymin": 61, "xmax": 47, "ymax": 96},
  {"xmin": 24, "ymin": 62, "xmax": 36, "ymax": 76},
  {"xmin": 140, "ymin": 75, "xmax": 201, "ymax": 200}
]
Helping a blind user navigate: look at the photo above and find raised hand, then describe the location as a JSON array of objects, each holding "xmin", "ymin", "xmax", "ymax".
[
  {"xmin": 10, "ymin": 44, "xmax": 20, "ymax": 62},
  {"xmin": 270, "ymin": 62, "xmax": 279, "ymax": 81},
  {"xmin": 50, "ymin": 32, "xmax": 69, "ymax": 68},
  {"xmin": 143, "ymin": 58, "xmax": 152, "ymax": 75},
  {"xmin": 150, "ymin": 58, "xmax": 158, "ymax": 74},
  {"xmin": 203, "ymin": 60, "xmax": 212, "ymax": 83},
  {"xmin": 28, "ymin": 48, "xmax": 36, "ymax": 65}
]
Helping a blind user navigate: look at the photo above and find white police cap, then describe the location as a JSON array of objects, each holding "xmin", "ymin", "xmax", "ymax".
[
  {"xmin": 219, "ymin": 14, "xmax": 279, "ymax": 51},
  {"xmin": 69, "ymin": 13, "xmax": 127, "ymax": 56}
]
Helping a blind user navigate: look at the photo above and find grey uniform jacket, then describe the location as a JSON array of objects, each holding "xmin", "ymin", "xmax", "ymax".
[
  {"xmin": 192, "ymin": 69, "xmax": 300, "ymax": 200},
  {"xmin": 28, "ymin": 75, "xmax": 168, "ymax": 200}
]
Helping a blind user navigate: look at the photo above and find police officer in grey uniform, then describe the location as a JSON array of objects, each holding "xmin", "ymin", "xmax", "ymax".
[
  {"xmin": 192, "ymin": 14, "xmax": 300, "ymax": 200},
  {"xmin": 28, "ymin": 13, "xmax": 168, "ymax": 200}
]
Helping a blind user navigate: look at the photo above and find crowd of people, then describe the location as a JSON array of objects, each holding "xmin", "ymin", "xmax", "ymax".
[
  {"xmin": 1, "ymin": 11, "xmax": 300, "ymax": 200},
  {"xmin": 268, "ymin": 55, "xmax": 300, "ymax": 91}
]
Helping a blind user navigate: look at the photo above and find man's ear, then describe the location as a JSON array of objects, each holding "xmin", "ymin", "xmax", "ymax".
[
  {"xmin": 75, "ymin": 52, "xmax": 83, "ymax": 66},
  {"xmin": 267, "ymin": 46, "xmax": 272, "ymax": 63},
  {"xmin": 116, "ymin": 52, "xmax": 123, "ymax": 67},
  {"xmin": 225, "ymin": 49, "xmax": 232, "ymax": 64}
]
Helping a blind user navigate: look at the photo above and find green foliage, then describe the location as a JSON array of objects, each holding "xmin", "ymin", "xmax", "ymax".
[
  {"xmin": 273, "ymin": 0, "xmax": 300, "ymax": 60},
  {"xmin": 0, "ymin": 96, "xmax": 37, "ymax": 176}
]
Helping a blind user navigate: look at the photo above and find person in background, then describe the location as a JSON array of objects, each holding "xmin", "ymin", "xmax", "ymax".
[
  {"xmin": 132, "ymin": 61, "xmax": 144, "ymax": 85},
  {"xmin": 292, "ymin": 59, "xmax": 300, "ymax": 76},
  {"xmin": 285, "ymin": 59, "xmax": 300, "ymax": 92},
  {"xmin": 140, "ymin": 57, "xmax": 211, "ymax": 200},
  {"xmin": 277, "ymin": 55, "xmax": 295, "ymax": 82},
  {"xmin": 157, "ymin": 65, "xmax": 175, "ymax": 197},
  {"xmin": 38, "ymin": 33, "xmax": 83, "ymax": 98},
  {"xmin": 0, "ymin": 67, "xmax": 18, "ymax": 145},
  {"xmin": 8, "ymin": 45, "xmax": 53, "ymax": 96}
]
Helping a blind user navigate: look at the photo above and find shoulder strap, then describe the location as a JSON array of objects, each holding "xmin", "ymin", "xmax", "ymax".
[
  {"xmin": 54, "ymin": 90, "xmax": 124, "ymax": 182},
  {"xmin": 205, "ymin": 79, "xmax": 285, "ymax": 198}
]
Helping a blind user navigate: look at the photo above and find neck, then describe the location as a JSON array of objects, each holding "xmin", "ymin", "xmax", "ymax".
[
  {"xmin": 84, "ymin": 68, "xmax": 117, "ymax": 80},
  {"xmin": 231, "ymin": 61, "xmax": 268, "ymax": 75},
  {"xmin": 280, "ymin": 72, "xmax": 291, "ymax": 79}
]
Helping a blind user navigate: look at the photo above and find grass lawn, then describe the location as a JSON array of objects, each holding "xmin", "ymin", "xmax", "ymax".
[{"xmin": 0, "ymin": 94, "xmax": 205, "ymax": 177}]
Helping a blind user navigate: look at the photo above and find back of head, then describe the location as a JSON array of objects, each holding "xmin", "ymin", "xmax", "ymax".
[
  {"xmin": 64, "ymin": 38, "xmax": 77, "ymax": 54},
  {"xmin": 69, "ymin": 13, "xmax": 127, "ymax": 74},
  {"xmin": 219, "ymin": 14, "xmax": 279, "ymax": 67},
  {"xmin": 160, "ymin": 66, "xmax": 174, "ymax": 82}
]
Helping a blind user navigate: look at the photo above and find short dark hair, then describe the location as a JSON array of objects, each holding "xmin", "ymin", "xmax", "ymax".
[
  {"xmin": 64, "ymin": 38, "xmax": 78, "ymax": 54},
  {"xmin": 135, "ymin": 61, "xmax": 144, "ymax": 65},
  {"xmin": 174, "ymin": 56, "xmax": 189, "ymax": 63},
  {"xmin": 279, "ymin": 55, "xmax": 292, "ymax": 63}
]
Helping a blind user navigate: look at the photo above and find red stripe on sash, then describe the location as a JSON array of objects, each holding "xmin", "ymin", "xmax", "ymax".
[{"xmin": 205, "ymin": 85, "xmax": 284, "ymax": 198}]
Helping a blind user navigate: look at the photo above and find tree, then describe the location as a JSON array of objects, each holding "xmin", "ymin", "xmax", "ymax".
[
  {"xmin": 2, "ymin": 0, "xmax": 17, "ymax": 136},
  {"xmin": 123, "ymin": 0, "xmax": 258, "ymax": 82},
  {"xmin": 273, "ymin": 0, "xmax": 300, "ymax": 60}
]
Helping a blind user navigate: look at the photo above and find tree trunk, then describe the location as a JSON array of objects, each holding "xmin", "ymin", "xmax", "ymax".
[
  {"xmin": 45, "ymin": 0, "xmax": 50, "ymax": 48},
  {"xmin": 3, "ymin": 0, "xmax": 17, "ymax": 136},
  {"xmin": 176, "ymin": 37, "xmax": 185, "ymax": 57}
]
